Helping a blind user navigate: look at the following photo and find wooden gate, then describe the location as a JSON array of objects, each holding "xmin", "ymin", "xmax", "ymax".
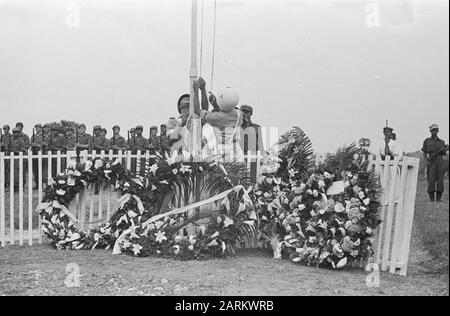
[{"xmin": 367, "ymin": 155, "xmax": 420, "ymax": 276}]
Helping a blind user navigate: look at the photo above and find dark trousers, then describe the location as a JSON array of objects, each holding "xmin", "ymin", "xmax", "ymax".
[
  {"xmin": 427, "ymin": 158, "xmax": 445, "ymax": 193},
  {"xmin": 12, "ymin": 153, "xmax": 27, "ymax": 187},
  {"xmin": 3, "ymin": 160, "xmax": 10, "ymax": 187}
]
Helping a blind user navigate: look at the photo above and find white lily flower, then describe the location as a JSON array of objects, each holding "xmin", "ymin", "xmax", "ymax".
[
  {"xmin": 154, "ymin": 231, "xmax": 167, "ymax": 243},
  {"xmin": 132, "ymin": 244, "xmax": 143, "ymax": 255},
  {"xmin": 94, "ymin": 159, "xmax": 103, "ymax": 169}
]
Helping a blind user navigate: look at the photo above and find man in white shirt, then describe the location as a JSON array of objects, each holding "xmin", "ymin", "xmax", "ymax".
[{"xmin": 375, "ymin": 126, "xmax": 403, "ymax": 160}]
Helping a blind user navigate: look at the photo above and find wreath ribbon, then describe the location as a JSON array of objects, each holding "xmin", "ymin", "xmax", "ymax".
[{"xmin": 112, "ymin": 185, "xmax": 252, "ymax": 255}]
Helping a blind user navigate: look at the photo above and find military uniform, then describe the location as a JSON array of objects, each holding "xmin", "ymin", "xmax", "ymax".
[
  {"xmin": 148, "ymin": 136, "xmax": 159, "ymax": 153},
  {"xmin": 10, "ymin": 129, "xmax": 28, "ymax": 188},
  {"xmin": 31, "ymin": 124, "xmax": 45, "ymax": 188},
  {"xmin": 127, "ymin": 128, "xmax": 136, "ymax": 150},
  {"xmin": 16, "ymin": 122, "xmax": 30, "ymax": 151},
  {"xmin": 92, "ymin": 136, "xmax": 108, "ymax": 151},
  {"xmin": 0, "ymin": 127, "xmax": 11, "ymax": 153},
  {"xmin": 129, "ymin": 126, "xmax": 148, "ymax": 175},
  {"xmin": 66, "ymin": 127, "xmax": 77, "ymax": 151},
  {"xmin": 77, "ymin": 132, "xmax": 93, "ymax": 151},
  {"xmin": 1, "ymin": 125, "xmax": 11, "ymax": 187},
  {"xmin": 66, "ymin": 135, "xmax": 76, "ymax": 151},
  {"xmin": 158, "ymin": 134, "xmax": 171, "ymax": 155},
  {"xmin": 240, "ymin": 105, "xmax": 264, "ymax": 181},
  {"xmin": 109, "ymin": 135, "xmax": 127, "ymax": 150},
  {"xmin": 422, "ymin": 125, "xmax": 448, "ymax": 201}
]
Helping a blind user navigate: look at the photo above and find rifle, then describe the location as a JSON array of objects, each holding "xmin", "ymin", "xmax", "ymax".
[
  {"xmin": 76, "ymin": 125, "xmax": 80, "ymax": 163},
  {"xmin": 427, "ymin": 144, "xmax": 450, "ymax": 165},
  {"xmin": 92, "ymin": 127, "xmax": 95, "ymax": 152},
  {"xmin": 50, "ymin": 124, "xmax": 54, "ymax": 152},
  {"xmin": 0, "ymin": 129, "xmax": 3, "ymax": 152},
  {"xmin": 64, "ymin": 128, "xmax": 67, "ymax": 152},
  {"xmin": 32, "ymin": 127, "xmax": 37, "ymax": 154}
]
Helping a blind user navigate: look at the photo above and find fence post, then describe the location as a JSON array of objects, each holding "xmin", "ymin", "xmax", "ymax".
[
  {"xmin": 389, "ymin": 157, "xmax": 409, "ymax": 273},
  {"xmin": 9, "ymin": 151, "xmax": 14, "ymax": 245},
  {"xmin": 0, "ymin": 152, "xmax": 5, "ymax": 247},
  {"xmin": 399, "ymin": 158, "xmax": 419, "ymax": 276}
]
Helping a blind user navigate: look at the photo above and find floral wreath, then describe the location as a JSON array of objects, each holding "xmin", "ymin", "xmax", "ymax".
[
  {"xmin": 37, "ymin": 128, "xmax": 382, "ymax": 270},
  {"xmin": 37, "ymin": 152, "xmax": 256, "ymax": 259}
]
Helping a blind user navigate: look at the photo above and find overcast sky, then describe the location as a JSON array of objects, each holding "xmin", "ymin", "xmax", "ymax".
[{"xmin": 0, "ymin": 0, "xmax": 448, "ymax": 153}]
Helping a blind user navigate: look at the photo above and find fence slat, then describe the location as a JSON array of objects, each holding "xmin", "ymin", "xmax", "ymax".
[
  {"xmin": 0, "ymin": 152, "xmax": 5, "ymax": 247},
  {"xmin": 19, "ymin": 152, "xmax": 24, "ymax": 245},
  {"xmin": 389, "ymin": 158, "xmax": 409, "ymax": 273},
  {"xmin": 9, "ymin": 152, "xmax": 14, "ymax": 245},
  {"xmin": 383, "ymin": 157, "xmax": 399, "ymax": 272},
  {"xmin": 38, "ymin": 151, "xmax": 43, "ymax": 244},
  {"xmin": 399, "ymin": 158, "xmax": 419, "ymax": 276},
  {"xmin": 28, "ymin": 152, "xmax": 33, "ymax": 246},
  {"xmin": 57, "ymin": 151, "xmax": 62, "ymax": 175},
  {"xmin": 47, "ymin": 151, "xmax": 52, "ymax": 186}
]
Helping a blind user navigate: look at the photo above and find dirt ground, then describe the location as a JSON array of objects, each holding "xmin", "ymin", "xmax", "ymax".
[{"xmin": 0, "ymin": 181, "xmax": 448, "ymax": 296}]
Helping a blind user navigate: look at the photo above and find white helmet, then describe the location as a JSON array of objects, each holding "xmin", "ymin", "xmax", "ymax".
[{"xmin": 217, "ymin": 86, "xmax": 239, "ymax": 112}]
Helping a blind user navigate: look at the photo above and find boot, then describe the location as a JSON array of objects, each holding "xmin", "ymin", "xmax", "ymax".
[
  {"xmin": 436, "ymin": 192, "xmax": 443, "ymax": 202},
  {"xmin": 428, "ymin": 192, "xmax": 435, "ymax": 201}
]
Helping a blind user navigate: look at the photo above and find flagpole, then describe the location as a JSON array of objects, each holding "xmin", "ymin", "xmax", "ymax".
[{"xmin": 189, "ymin": 0, "xmax": 200, "ymax": 156}]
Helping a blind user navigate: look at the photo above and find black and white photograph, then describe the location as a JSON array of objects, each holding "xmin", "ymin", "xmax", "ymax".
[{"xmin": 0, "ymin": 0, "xmax": 448, "ymax": 300}]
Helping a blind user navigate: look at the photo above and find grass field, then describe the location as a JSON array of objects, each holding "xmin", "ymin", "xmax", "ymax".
[{"xmin": 0, "ymin": 179, "xmax": 448, "ymax": 296}]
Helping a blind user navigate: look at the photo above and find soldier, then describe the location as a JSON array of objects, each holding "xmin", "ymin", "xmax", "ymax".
[
  {"xmin": 167, "ymin": 94, "xmax": 191, "ymax": 154},
  {"xmin": 240, "ymin": 105, "xmax": 265, "ymax": 182},
  {"xmin": 158, "ymin": 124, "xmax": 171, "ymax": 155},
  {"xmin": 148, "ymin": 125, "xmax": 159, "ymax": 154},
  {"xmin": 0, "ymin": 124, "xmax": 11, "ymax": 152},
  {"xmin": 10, "ymin": 128, "xmax": 27, "ymax": 189},
  {"xmin": 49, "ymin": 127, "xmax": 67, "ymax": 176},
  {"xmin": 42, "ymin": 123, "xmax": 51, "ymax": 151},
  {"xmin": 31, "ymin": 124, "xmax": 45, "ymax": 189},
  {"xmin": 15, "ymin": 122, "xmax": 30, "ymax": 151},
  {"xmin": 93, "ymin": 126, "xmax": 109, "ymax": 152},
  {"xmin": 0, "ymin": 124, "xmax": 11, "ymax": 188},
  {"xmin": 422, "ymin": 124, "xmax": 449, "ymax": 202},
  {"xmin": 66, "ymin": 126, "xmax": 77, "ymax": 151},
  {"xmin": 127, "ymin": 127, "xmax": 136, "ymax": 150},
  {"xmin": 132, "ymin": 125, "xmax": 149, "ymax": 151},
  {"xmin": 15, "ymin": 122, "xmax": 30, "ymax": 185},
  {"xmin": 76, "ymin": 123, "xmax": 92, "ymax": 152},
  {"xmin": 194, "ymin": 77, "xmax": 244, "ymax": 162},
  {"xmin": 109, "ymin": 125, "xmax": 127, "ymax": 153},
  {"xmin": 40, "ymin": 123, "xmax": 52, "ymax": 185},
  {"xmin": 130, "ymin": 125, "xmax": 149, "ymax": 175}
]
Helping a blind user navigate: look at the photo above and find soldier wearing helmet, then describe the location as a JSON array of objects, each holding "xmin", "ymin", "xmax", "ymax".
[
  {"xmin": 193, "ymin": 77, "xmax": 244, "ymax": 162},
  {"xmin": 422, "ymin": 123, "xmax": 449, "ymax": 202}
]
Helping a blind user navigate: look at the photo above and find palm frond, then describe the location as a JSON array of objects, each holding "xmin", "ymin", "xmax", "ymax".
[
  {"xmin": 323, "ymin": 142, "xmax": 358, "ymax": 179},
  {"xmin": 273, "ymin": 126, "xmax": 314, "ymax": 179}
]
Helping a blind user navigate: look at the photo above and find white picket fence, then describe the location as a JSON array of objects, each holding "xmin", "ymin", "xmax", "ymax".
[
  {"xmin": 0, "ymin": 151, "xmax": 420, "ymax": 276},
  {"xmin": 0, "ymin": 149, "xmax": 264, "ymax": 248}
]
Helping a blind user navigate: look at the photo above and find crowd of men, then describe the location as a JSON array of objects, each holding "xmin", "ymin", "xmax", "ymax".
[
  {"xmin": 0, "ymin": 78, "xmax": 265, "ymax": 189},
  {"xmin": 0, "ymin": 122, "xmax": 173, "ymax": 155}
]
